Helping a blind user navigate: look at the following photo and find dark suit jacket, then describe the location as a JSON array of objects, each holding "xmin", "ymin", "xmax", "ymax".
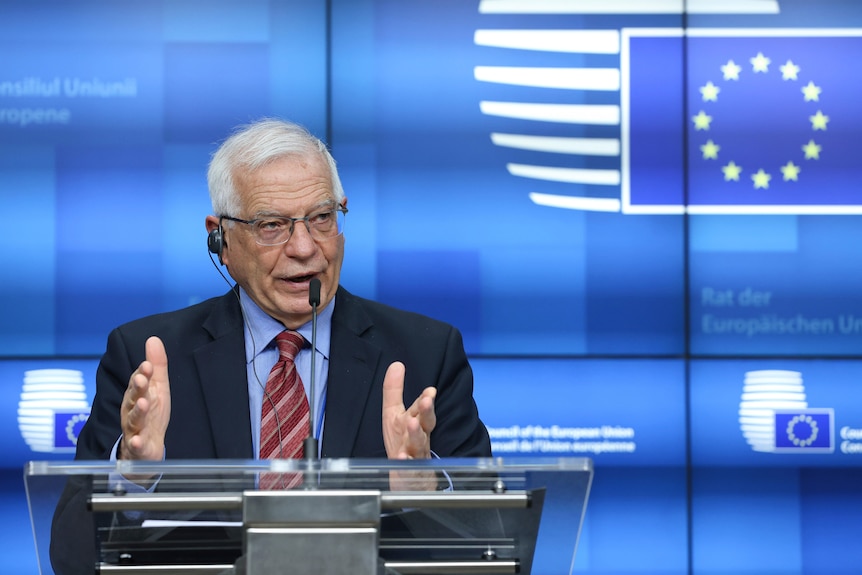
[
  {"xmin": 51, "ymin": 286, "xmax": 491, "ymax": 575},
  {"xmin": 76, "ymin": 285, "xmax": 490, "ymax": 461}
]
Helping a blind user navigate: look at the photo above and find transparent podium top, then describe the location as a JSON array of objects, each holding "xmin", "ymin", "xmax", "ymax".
[{"xmin": 27, "ymin": 457, "xmax": 592, "ymax": 575}]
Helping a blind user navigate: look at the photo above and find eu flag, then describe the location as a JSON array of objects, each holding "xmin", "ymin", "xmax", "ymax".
[
  {"xmin": 773, "ymin": 408, "xmax": 834, "ymax": 452},
  {"xmin": 627, "ymin": 30, "xmax": 862, "ymax": 213}
]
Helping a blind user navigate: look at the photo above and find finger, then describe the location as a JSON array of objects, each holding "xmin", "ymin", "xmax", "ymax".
[
  {"xmin": 406, "ymin": 386, "xmax": 436, "ymax": 418},
  {"xmin": 121, "ymin": 372, "xmax": 148, "ymax": 428},
  {"xmin": 145, "ymin": 336, "xmax": 169, "ymax": 384},
  {"xmin": 416, "ymin": 388, "xmax": 437, "ymax": 434},
  {"xmin": 124, "ymin": 336, "xmax": 167, "ymax": 412},
  {"xmin": 126, "ymin": 429, "xmax": 145, "ymax": 452},
  {"xmin": 129, "ymin": 394, "xmax": 150, "ymax": 424},
  {"xmin": 402, "ymin": 416, "xmax": 431, "ymax": 458},
  {"xmin": 382, "ymin": 361, "xmax": 406, "ymax": 415}
]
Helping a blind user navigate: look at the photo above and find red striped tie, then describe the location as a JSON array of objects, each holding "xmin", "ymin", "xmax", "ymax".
[{"xmin": 259, "ymin": 331, "xmax": 309, "ymax": 488}]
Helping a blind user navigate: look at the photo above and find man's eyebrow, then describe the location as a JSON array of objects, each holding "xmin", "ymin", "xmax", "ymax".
[
  {"xmin": 313, "ymin": 198, "xmax": 338, "ymax": 211},
  {"xmin": 252, "ymin": 199, "xmax": 337, "ymax": 218}
]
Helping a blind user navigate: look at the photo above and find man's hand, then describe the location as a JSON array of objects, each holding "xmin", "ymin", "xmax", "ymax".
[
  {"xmin": 382, "ymin": 361, "xmax": 436, "ymax": 460},
  {"xmin": 382, "ymin": 361, "xmax": 440, "ymax": 491},
  {"xmin": 119, "ymin": 336, "xmax": 171, "ymax": 462}
]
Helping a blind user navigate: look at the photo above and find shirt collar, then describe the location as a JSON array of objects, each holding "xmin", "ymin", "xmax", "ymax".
[{"xmin": 238, "ymin": 286, "xmax": 335, "ymax": 363}]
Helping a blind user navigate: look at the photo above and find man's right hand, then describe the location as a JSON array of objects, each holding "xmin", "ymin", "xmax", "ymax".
[{"xmin": 119, "ymin": 336, "xmax": 171, "ymax": 462}]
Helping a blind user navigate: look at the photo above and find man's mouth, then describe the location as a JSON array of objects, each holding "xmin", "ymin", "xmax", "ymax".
[{"xmin": 286, "ymin": 274, "xmax": 315, "ymax": 284}]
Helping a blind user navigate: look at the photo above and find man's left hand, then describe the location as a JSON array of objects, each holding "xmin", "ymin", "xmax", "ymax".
[{"xmin": 381, "ymin": 361, "xmax": 436, "ymax": 460}]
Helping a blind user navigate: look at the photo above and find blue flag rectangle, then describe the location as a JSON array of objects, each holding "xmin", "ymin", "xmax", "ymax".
[
  {"xmin": 626, "ymin": 29, "xmax": 862, "ymax": 214},
  {"xmin": 773, "ymin": 409, "xmax": 834, "ymax": 452}
]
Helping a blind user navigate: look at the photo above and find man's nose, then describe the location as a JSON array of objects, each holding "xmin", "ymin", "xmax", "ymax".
[{"xmin": 284, "ymin": 219, "xmax": 317, "ymax": 254}]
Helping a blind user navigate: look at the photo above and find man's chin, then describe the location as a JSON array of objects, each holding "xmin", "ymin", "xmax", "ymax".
[{"xmin": 273, "ymin": 301, "xmax": 314, "ymax": 328}]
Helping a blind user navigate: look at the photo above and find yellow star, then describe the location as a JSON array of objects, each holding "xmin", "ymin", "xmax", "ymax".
[
  {"xmin": 802, "ymin": 81, "xmax": 821, "ymax": 102},
  {"xmin": 751, "ymin": 52, "xmax": 771, "ymax": 73},
  {"xmin": 722, "ymin": 161, "xmax": 742, "ymax": 181},
  {"xmin": 692, "ymin": 110, "xmax": 712, "ymax": 131},
  {"xmin": 752, "ymin": 169, "xmax": 771, "ymax": 189},
  {"xmin": 802, "ymin": 140, "xmax": 822, "ymax": 160},
  {"xmin": 780, "ymin": 161, "xmax": 801, "ymax": 181},
  {"xmin": 700, "ymin": 140, "xmax": 720, "ymax": 159},
  {"xmin": 700, "ymin": 81, "xmax": 720, "ymax": 102},
  {"xmin": 722, "ymin": 60, "xmax": 742, "ymax": 80},
  {"xmin": 810, "ymin": 110, "xmax": 829, "ymax": 130},
  {"xmin": 780, "ymin": 60, "xmax": 800, "ymax": 80}
]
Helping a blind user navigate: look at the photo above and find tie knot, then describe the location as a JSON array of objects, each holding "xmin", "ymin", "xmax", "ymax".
[{"xmin": 274, "ymin": 330, "xmax": 304, "ymax": 360}]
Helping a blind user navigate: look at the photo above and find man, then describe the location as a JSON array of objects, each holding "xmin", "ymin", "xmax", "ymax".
[
  {"xmin": 76, "ymin": 118, "xmax": 490, "ymax": 465},
  {"xmin": 50, "ymin": 118, "xmax": 491, "ymax": 573}
]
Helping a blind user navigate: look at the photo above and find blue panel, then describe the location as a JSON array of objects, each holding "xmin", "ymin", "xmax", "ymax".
[
  {"xmin": 472, "ymin": 358, "xmax": 687, "ymax": 466},
  {"xmin": 480, "ymin": 246, "xmax": 588, "ymax": 355},
  {"xmin": 161, "ymin": 144, "xmax": 230, "ymax": 309},
  {"xmin": 163, "ymin": 0, "xmax": 270, "ymax": 42},
  {"xmin": 269, "ymin": 0, "xmax": 328, "ymax": 134},
  {"xmin": 54, "ymin": 147, "xmax": 164, "ymax": 353},
  {"xmin": 585, "ymin": 212, "xmax": 685, "ymax": 353},
  {"xmin": 0, "ymin": 1, "xmax": 161, "ymax": 42},
  {"xmin": 55, "ymin": 147, "xmax": 162, "ymax": 252},
  {"xmin": 690, "ymin": 215, "xmax": 798, "ymax": 252},
  {"xmin": 584, "ymin": 467, "xmax": 688, "ymax": 574},
  {"xmin": 0, "ymin": 43, "xmax": 164, "ymax": 146},
  {"xmin": 378, "ymin": 250, "xmax": 482, "ymax": 352},
  {"xmin": 628, "ymin": 35, "xmax": 685, "ymax": 208},
  {"xmin": 163, "ymin": 43, "xmax": 270, "ymax": 144},
  {"xmin": 692, "ymin": 468, "xmax": 803, "ymax": 573},
  {"xmin": 690, "ymin": 359, "xmax": 862, "ymax": 467},
  {"xmin": 0, "ymin": 0, "xmax": 326, "ymax": 357},
  {"xmin": 799, "ymin": 468, "xmax": 862, "ymax": 574},
  {"xmin": 337, "ymin": 144, "xmax": 380, "ymax": 298},
  {"xmin": 0, "ymin": 146, "xmax": 56, "ymax": 354},
  {"xmin": 690, "ymin": 216, "xmax": 862, "ymax": 355},
  {"xmin": 331, "ymin": 0, "xmax": 378, "ymax": 298}
]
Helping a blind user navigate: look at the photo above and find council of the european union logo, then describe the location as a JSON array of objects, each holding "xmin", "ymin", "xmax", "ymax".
[
  {"xmin": 475, "ymin": 16, "xmax": 862, "ymax": 214},
  {"xmin": 738, "ymin": 370, "xmax": 834, "ymax": 453},
  {"xmin": 18, "ymin": 369, "xmax": 90, "ymax": 453}
]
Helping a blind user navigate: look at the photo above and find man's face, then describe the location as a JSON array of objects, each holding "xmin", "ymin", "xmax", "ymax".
[{"xmin": 208, "ymin": 154, "xmax": 345, "ymax": 329}]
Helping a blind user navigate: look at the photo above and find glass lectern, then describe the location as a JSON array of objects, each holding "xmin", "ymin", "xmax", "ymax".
[{"xmin": 26, "ymin": 457, "xmax": 592, "ymax": 575}]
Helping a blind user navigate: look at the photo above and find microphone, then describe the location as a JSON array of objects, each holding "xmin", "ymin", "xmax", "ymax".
[
  {"xmin": 309, "ymin": 277, "xmax": 321, "ymax": 307},
  {"xmin": 303, "ymin": 278, "xmax": 321, "ymax": 461}
]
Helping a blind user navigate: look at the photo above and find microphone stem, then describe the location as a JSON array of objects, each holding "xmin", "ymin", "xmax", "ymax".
[{"xmin": 304, "ymin": 300, "xmax": 319, "ymax": 461}]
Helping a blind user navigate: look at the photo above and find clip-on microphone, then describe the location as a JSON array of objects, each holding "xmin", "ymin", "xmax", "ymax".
[{"xmin": 303, "ymin": 278, "xmax": 321, "ymax": 462}]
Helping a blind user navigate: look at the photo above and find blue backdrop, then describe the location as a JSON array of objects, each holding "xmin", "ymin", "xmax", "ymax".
[{"xmin": 2, "ymin": 1, "xmax": 862, "ymax": 574}]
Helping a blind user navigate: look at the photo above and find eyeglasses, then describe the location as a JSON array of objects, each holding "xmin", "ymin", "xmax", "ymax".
[{"xmin": 221, "ymin": 206, "xmax": 347, "ymax": 246}]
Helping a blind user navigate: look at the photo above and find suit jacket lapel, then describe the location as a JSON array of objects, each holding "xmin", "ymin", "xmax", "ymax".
[
  {"xmin": 194, "ymin": 291, "xmax": 254, "ymax": 459},
  {"xmin": 321, "ymin": 287, "xmax": 381, "ymax": 458}
]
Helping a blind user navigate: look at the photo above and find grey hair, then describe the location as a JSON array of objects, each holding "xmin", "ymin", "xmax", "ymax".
[{"xmin": 207, "ymin": 118, "xmax": 344, "ymax": 216}]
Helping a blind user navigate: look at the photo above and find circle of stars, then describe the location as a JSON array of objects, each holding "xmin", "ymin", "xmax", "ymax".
[
  {"xmin": 786, "ymin": 414, "xmax": 819, "ymax": 447},
  {"xmin": 692, "ymin": 51, "xmax": 829, "ymax": 190}
]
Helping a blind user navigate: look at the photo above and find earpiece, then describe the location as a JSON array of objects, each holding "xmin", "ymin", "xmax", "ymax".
[
  {"xmin": 207, "ymin": 225, "xmax": 224, "ymax": 264},
  {"xmin": 206, "ymin": 232, "xmax": 283, "ymax": 463}
]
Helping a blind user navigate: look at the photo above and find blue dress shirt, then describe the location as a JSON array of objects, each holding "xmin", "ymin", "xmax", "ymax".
[{"xmin": 238, "ymin": 286, "xmax": 333, "ymax": 458}]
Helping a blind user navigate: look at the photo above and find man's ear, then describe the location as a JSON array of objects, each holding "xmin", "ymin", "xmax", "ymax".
[{"xmin": 205, "ymin": 216, "xmax": 226, "ymax": 265}]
